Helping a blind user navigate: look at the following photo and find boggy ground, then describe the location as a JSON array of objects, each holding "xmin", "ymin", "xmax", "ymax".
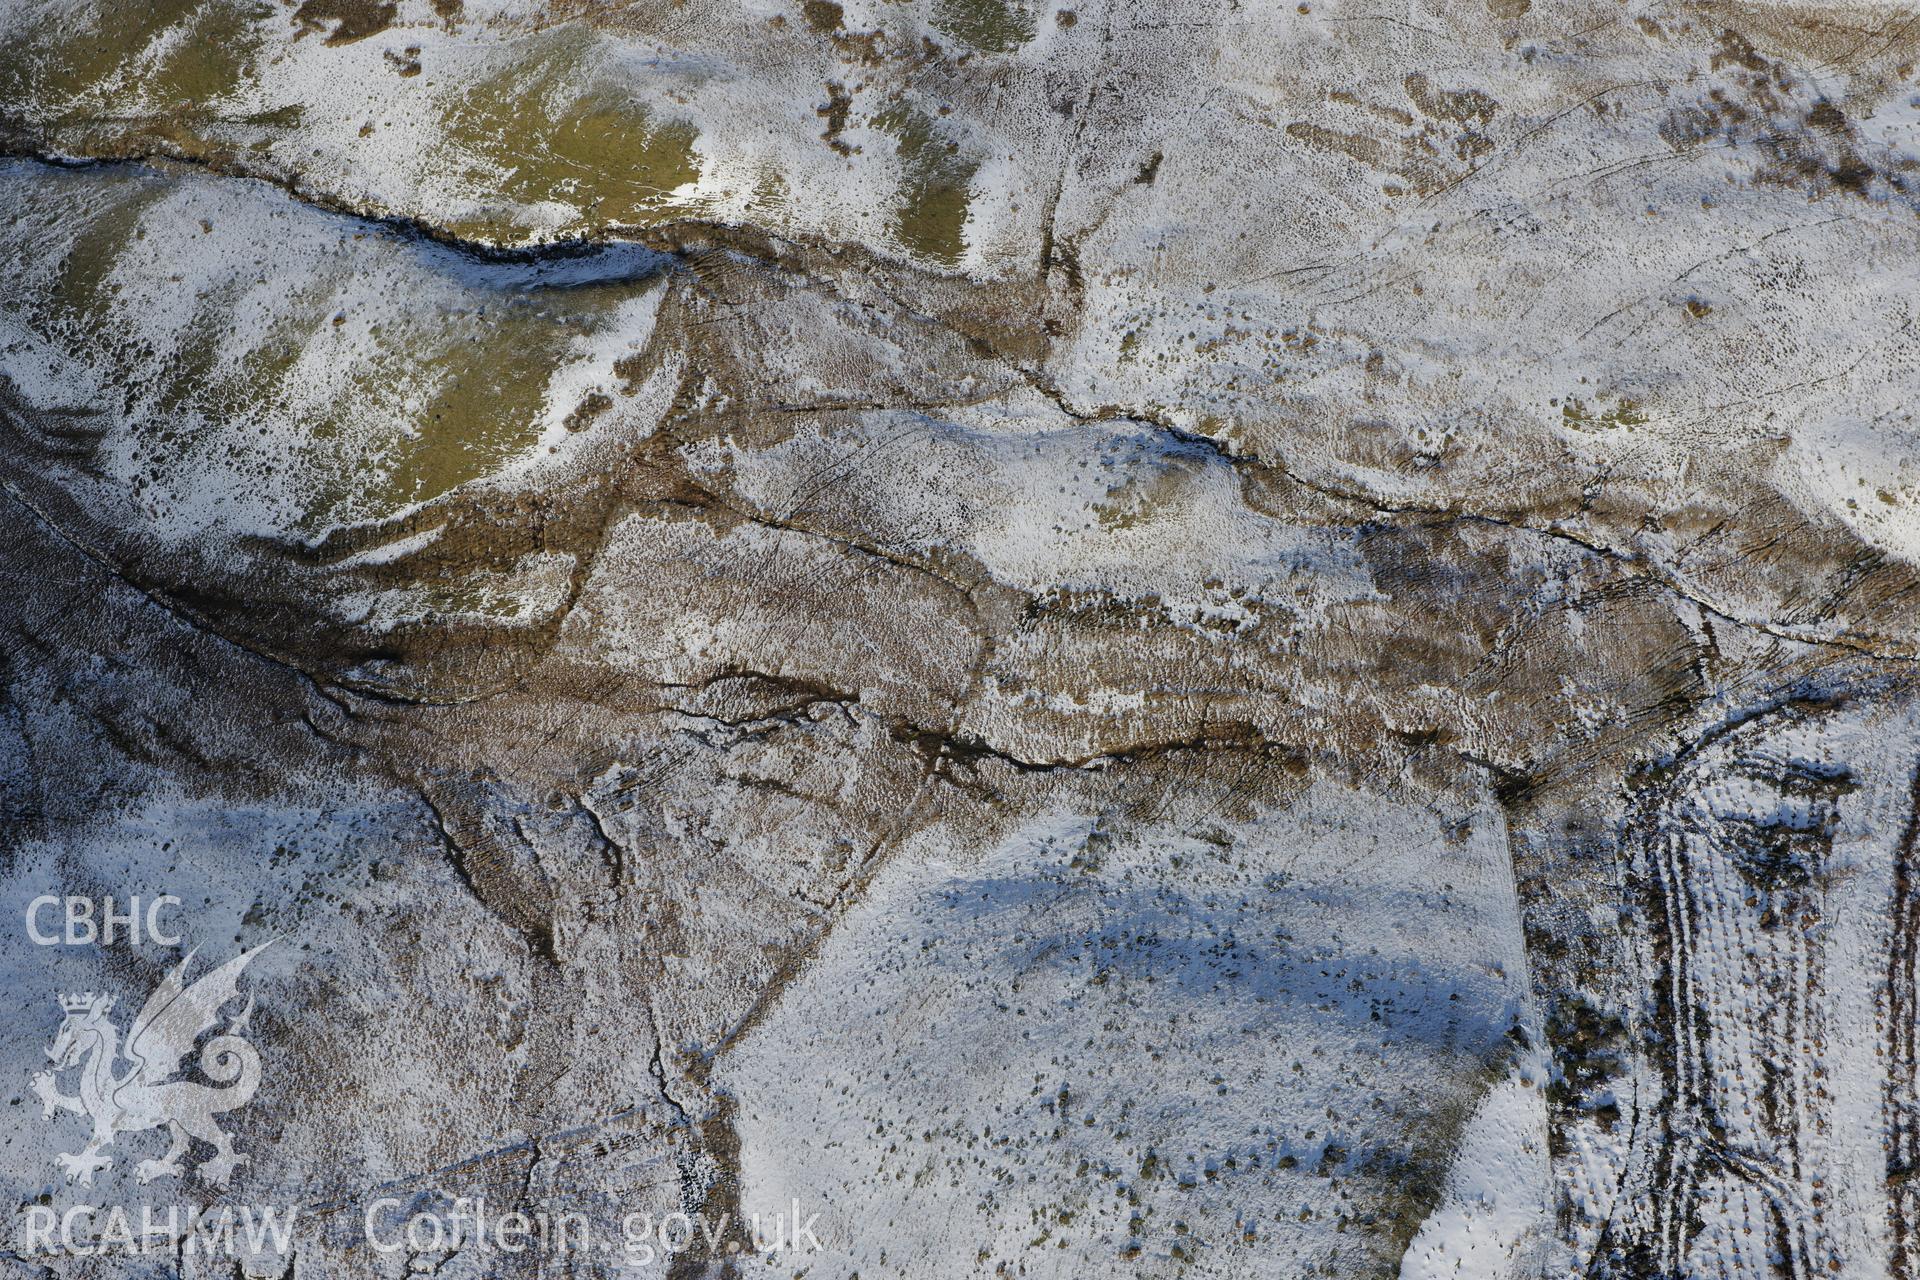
[{"xmin": 4, "ymin": 1, "xmax": 1920, "ymax": 1276}]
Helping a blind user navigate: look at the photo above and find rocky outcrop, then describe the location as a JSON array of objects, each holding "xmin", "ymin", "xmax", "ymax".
[{"xmin": 4, "ymin": 1, "xmax": 1920, "ymax": 1276}]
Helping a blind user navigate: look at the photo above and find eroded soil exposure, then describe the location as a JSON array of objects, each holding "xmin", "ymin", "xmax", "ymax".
[{"xmin": 5, "ymin": 0, "xmax": 1920, "ymax": 1276}]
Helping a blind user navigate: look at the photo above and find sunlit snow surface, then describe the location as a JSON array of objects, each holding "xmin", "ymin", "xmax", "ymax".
[{"xmin": 4, "ymin": 0, "xmax": 1920, "ymax": 1277}]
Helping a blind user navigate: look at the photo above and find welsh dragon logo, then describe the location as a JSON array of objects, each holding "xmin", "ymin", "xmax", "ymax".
[{"xmin": 32, "ymin": 944, "xmax": 269, "ymax": 1189}]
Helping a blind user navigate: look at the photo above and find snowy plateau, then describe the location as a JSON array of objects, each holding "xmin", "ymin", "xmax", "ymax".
[{"xmin": 3, "ymin": 0, "xmax": 1920, "ymax": 1277}]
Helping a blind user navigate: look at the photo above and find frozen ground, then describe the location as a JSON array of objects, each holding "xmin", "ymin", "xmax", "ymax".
[{"xmin": 3, "ymin": 0, "xmax": 1920, "ymax": 1276}]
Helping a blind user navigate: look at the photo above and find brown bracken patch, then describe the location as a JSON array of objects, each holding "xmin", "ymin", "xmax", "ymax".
[
  {"xmin": 819, "ymin": 81, "xmax": 854, "ymax": 154},
  {"xmin": 564, "ymin": 393, "xmax": 614, "ymax": 433},
  {"xmin": 293, "ymin": 0, "xmax": 397, "ymax": 46}
]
